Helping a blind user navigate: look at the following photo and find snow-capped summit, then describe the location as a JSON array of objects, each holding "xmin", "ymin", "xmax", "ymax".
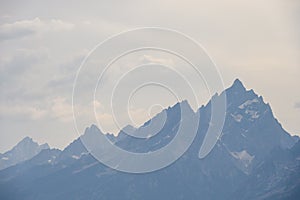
[{"xmin": 0, "ymin": 137, "xmax": 49, "ymax": 170}]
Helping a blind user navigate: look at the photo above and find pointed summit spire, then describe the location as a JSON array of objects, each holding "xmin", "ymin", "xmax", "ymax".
[{"xmin": 231, "ymin": 78, "xmax": 246, "ymax": 91}]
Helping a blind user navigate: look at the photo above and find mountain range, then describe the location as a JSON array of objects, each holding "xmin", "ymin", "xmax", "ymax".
[
  {"xmin": 0, "ymin": 79, "xmax": 299, "ymax": 200},
  {"xmin": 0, "ymin": 137, "xmax": 49, "ymax": 170}
]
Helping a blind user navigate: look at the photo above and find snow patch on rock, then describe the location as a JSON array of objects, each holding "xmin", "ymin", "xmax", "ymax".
[
  {"xmin": 231, "ymin": 114, "xmax": 243, "ymax": 122},
  {"xmin": 230, "ymin": 150, "xmax": 254, "ymax": 165},
  {"xmin": 239, "ymin": 98, "xmax": 259, "ymax": 109}
]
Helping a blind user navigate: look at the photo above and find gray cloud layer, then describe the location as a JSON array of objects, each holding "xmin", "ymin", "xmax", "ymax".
[
  {"xmin": 0, "ymin": 18, "xmax": 74, "ymax": 41},
  {"xmin": 0, "ymin": 0, "xmax": 299, "ymax": 152}
]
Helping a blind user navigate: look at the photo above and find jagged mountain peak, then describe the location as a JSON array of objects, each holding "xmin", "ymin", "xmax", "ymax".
[
  {"xmin": 14, "ymin": 137, "xmax": 35, "ymax": 149},
  {"xmin": 226, "ymin": 79, "xmax": 254, "ymax": 96},
  {"xmin": 225, "ymin": 80, "xmax": 263, "ymax": 109},
  {"xmin": 225, "ymin": 78, "xmax": 248, "ymax": 95},
  {"xmin": 86, "ymin": 124, "xmax": 101, "ymax": 133},
  {"xmin": 232, "ymin": 78, "xmax": 245, "ymax": 89},
  {"xmin": 14, "ymin": 137, "xmax": 49, "ymax": 149},
  {"xmin": 11, "ymin": 137, "xmax": 49, "ymax": 151},
  {"xmin": 0, "ymin": 137, "xmax": 49, "ymax": 170}
]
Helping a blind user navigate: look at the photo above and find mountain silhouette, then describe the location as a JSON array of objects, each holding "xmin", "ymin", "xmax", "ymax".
[{"xmin": 0, "ymin": 79, "xmax": 299, "ymax": 200}]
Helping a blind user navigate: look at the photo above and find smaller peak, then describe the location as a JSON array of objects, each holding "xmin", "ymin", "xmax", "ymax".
[
  {"xmin": 89, "ymin": 124, "xmax": 102, "ymax": 133},
  {"xmin": 18, "ymin": 137, "xmax": 34, "ymax": 144},
  {"xmin": 23, "ymin": 136, "xmax": 33, "ymax": 141},
  {"xmin": 40, "ymin": 143, "xmax": 50, "ymax": 149},
  {"xmin": 82, "ymin": 124, "xmax": 103, "ymax": 138},
  {"xmin": 179, "ymin": 99, "xmax": 193, "ymax": 110},
  {"xmin": 12, "ymin": 137, "xmax": 39, "ymax": 151},
  {"xmin": 17, "ymin": 137, "xmax": 49, "ymax": 149}
]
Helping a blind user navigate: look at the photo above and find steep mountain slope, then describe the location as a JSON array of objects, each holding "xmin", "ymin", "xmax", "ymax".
[
  {"xmin": 233, "ymin": 141, "xmax": 300, "ymax": 200},
  {"xmin": 208, "ymin": 79, "xmax": 296, "ymax": 173}
]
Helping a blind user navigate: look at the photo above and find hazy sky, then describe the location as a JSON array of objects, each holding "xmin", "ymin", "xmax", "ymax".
[{"xmin": 0, "ymin": 0, "xmax": 299, "ymax": 152}]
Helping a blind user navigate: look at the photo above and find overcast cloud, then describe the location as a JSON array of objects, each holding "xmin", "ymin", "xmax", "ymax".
[{"xmin": 0, "ymin": 0, "xmax": 299, "ymax": 152}]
